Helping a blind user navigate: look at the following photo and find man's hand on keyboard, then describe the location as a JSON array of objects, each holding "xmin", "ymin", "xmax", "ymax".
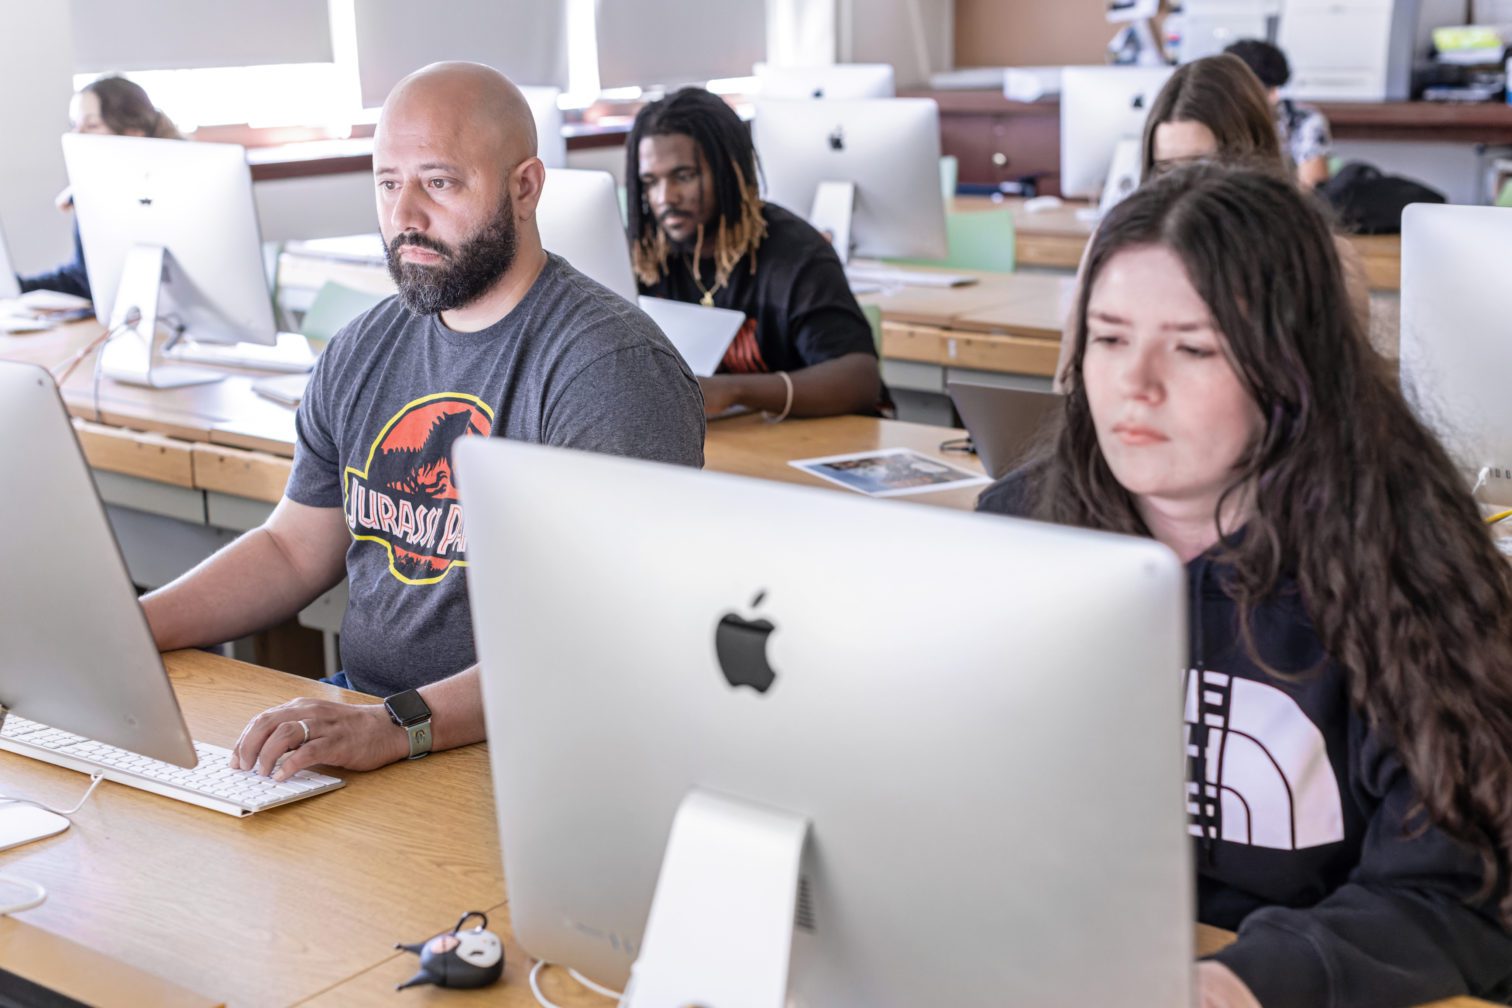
[{"xmin": 229, "ymin": 699, "xmax": 408, "ymax": 781}]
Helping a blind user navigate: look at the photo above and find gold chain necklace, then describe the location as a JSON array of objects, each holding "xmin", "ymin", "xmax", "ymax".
[{"xmin": 686, "ymin": 255, "xmax": 721, "ymax": 307}]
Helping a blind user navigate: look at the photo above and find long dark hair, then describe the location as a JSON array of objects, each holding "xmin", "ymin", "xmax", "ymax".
[
  {"xmin": 82, "ymin": 74, "xmax": 182, "ymax": 139},
  {"xmin": 1140, "ymin": 54, "xmax": 1280, "ymax": 179},
  {"xmin": 1039, "ymin": 163, "xmax": 1512, "ymax": 919},
  {"xmin": 624, "ymin": 87, "xmax": 765, "ymax": 288}
]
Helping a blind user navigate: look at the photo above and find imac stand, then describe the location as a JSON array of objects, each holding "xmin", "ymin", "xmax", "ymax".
[
  {"xmin": 809, "ymin": 180, "xmax": 856, "ymax": 265},
  {"xmin": 100, "ymin": 244, "xmax": 223, "ymax": 389},
  {"xmin": 623, "ymin": 789, "xmax": 809, "ymax": 1008}
]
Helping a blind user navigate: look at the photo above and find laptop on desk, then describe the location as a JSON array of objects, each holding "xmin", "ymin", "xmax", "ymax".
[
  {"xmin": 638, "ymin": 296, "xmax": 746, "ymax": 378},
  {"xmin": 947, "ymin": 380, "xmax": 1063, "ymax": 480}
]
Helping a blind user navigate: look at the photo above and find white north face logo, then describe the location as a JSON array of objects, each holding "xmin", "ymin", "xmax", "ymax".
[{"xmin": 1184, "ymin": 669, "xmax": 1345, "ymax": 850}]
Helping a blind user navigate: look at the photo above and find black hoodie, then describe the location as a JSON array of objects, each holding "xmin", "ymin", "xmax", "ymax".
[{"xmin": 978, "ymin": 472, "xmax": 1512, "ymax": 1008}]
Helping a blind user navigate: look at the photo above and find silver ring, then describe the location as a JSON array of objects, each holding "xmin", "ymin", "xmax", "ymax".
[{"xmin": 296, "ymin": 719, "xmax": 311, "ymax": 745}]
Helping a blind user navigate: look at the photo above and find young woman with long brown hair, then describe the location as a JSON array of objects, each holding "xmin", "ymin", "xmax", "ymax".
[{"xmin": 982, "ymin": 163, "xmax": 1512, "ymax": 1007}]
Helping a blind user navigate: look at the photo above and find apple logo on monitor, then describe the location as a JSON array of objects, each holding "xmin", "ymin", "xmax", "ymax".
[
  {"xmin": 715, "ymin": 590, "xmax": 778, "ymax": 693},
  {"xmin": 827, "ymin": 127, "xmax": 846, "ymax": 152},
  {"xmin": 1131, "ymin": 94, "xmax": 1146, "ymax": 110}
]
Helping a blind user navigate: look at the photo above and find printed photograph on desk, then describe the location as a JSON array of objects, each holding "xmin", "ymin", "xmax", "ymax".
[{"xmin": 789, "ymin": 448, "xmax": 990, "ymax": 497}]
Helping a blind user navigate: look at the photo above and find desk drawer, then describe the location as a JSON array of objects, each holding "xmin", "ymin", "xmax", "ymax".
[
  {"xmin": 191, "ymin": 444, "xmax": 293, "ymax": 504},
  {"xmin": 74, "ymin": 420, "xmax": 195, "ymax": 488}
]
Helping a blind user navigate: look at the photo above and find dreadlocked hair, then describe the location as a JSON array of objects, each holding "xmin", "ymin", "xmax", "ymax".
[
  {"xmin": 1033, "ymin": 162, "xmax": 1512, "ymax": 923},
  {"xmin": 626, "ymin": 87, "xmax": 767, "ymax": 289}
]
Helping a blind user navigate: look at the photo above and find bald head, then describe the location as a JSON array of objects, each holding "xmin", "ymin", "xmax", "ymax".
[
  {"xmin": 379, "ymin": 61, "xmax": 537, "ymax": 166},
  {"xmin": 373, "ymin": 62, "xmax": 550, "ymax": 322}
]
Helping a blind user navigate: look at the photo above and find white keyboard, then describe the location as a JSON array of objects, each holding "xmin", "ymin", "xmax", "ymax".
[
  {"xmin": 0, "ymin": 716, "xmax": 343, "ymax": 817},
  {"xmin": 844, "ymin": 265, "xmax": 979, "ymax": 289}
]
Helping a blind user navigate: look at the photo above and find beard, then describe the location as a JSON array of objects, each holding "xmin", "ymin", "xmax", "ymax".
[{"xmin": 385, "ymin": 194, "xmax": 518, "ymax": 314}]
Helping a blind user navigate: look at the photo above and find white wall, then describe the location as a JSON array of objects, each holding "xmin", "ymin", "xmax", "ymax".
[
  {"xmin": 842, "ymin": 0, "xmax": 952, "ymax": 88},
  {"xmin": 253, "ymin": 173, "xmax": 379, "ymax": 243},
  {"xmin": 0, "ymin": 1, "xmax": 77, "ymax": 274}
]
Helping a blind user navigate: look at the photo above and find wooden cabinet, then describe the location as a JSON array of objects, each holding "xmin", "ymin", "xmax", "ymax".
[{"xmin": 904, "ymin": 89, "xmax": 1063, "ymax": 195}]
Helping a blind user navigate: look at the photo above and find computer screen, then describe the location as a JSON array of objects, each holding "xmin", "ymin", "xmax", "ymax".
[
  {"xmin": 535, "ymin": 168, "xmax": 637, "ymax": 302},
  {"xmin": 459, "ymin": 437, "xmax": 1192, "ymax": 1006},
  {"xmin": 1059, "ymin": 66, "xmax": 1174, "ymax": 199},
  {"xmin": 1400, "ymin": 203, "xmax": 1512, "ymax": 509},
  {"xmin": 0, "ymin": 361, "xmax": 195, "ymax": 766},
  {"xmin": 754, "ymin": 63, "xmax": 896, "ymax": 100},
  {"xmin": 534, "ymin": 169, "xmax": 746, "ymax": 374},
  {"xmin": 519, "ymin": 85, "xmax": 567, "ymax": 169},
  {"xmin": 754, "ymin": 98, "xmax": 948, "ymax": 261},
  {"xmin": 63, "ymin": 134, "xmax": 278, "ymax": 349}
]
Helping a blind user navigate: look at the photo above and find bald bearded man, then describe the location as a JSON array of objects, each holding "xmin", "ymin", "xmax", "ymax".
[{"xmin": 141, "ymin": 63, "xmax": 704, "ymax": 778}]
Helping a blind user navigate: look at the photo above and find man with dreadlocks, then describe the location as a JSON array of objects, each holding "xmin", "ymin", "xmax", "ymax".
[{"xmin": 628, "ymin": 87, "xmax": 882, "ymax": 419}]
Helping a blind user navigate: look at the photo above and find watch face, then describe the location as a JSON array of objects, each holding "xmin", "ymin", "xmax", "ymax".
[{"xmin": 385, "ymin": 689, "xmax": 429, "ymax": 726}]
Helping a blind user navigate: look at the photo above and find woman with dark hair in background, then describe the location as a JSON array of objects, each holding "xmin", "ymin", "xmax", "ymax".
[
  {"xmin": 1055, "ymin": 54, "xmax": 1367, "ymax": 386},
  {"xmin": 1224, "ymin": 38, "xmax": 1333, "ymax": 191},
  {"xmin": 982, "ymin": 163, "xmax": 1512, "ymax": 1007},
  {"xmin": 16, "ymin": 74, "xmax": 183, "ymax": 300}
]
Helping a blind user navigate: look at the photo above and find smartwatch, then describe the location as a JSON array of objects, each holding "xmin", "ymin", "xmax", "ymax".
[{"xmin": 383, "ymin": 689, "xmax": 433, "ymax": 760}]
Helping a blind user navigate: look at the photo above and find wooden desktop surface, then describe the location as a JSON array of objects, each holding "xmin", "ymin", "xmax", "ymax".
[
  {"xmin": 957, "ymin": 195, "xmax": 1402, "ymax": 291},
  {"xmin": 0, "ymin": 653, "xmax": 1491, "ymax": 1008},
  {"xmin": 1, "ymin": 322, "xmax": 992, "ymax": 510}
]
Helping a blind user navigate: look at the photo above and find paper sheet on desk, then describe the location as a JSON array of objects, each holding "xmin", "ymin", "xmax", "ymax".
[{"xmin": 790, "ymin": 447, "xmax": 990, "ymax": 497}]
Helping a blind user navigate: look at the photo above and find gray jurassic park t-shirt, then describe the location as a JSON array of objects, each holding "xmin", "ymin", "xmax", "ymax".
[{"xmin": 286, "ymin": 253, "xmax": 705, "ymax": 696}]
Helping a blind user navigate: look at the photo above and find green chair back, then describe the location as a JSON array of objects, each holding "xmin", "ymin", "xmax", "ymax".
[
  {"xmin": 888, "ymin": 207, "xmax": 1016, "ymax": 274},
  {"xmin": 860, "ymin": 302, "xmax": 883, "ymax": 355},
  {"xmin": 939, "ymin": 155, "xmax": 959, "ymax": 203},
  {"xmin": 301, "ymin": 281, "xmax": 391, "ymax": 348}
]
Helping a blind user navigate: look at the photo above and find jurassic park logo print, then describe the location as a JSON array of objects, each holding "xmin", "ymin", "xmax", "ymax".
[{"xmin": 344, "ymin": 393, "xmax": 493, "ymax": 585}]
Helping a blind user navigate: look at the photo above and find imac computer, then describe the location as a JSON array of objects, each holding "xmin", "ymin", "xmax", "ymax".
[
  {"xmin": 519, "ymin": 85, "xmax": 567, "ymax": 169},
  {"xmin": 458, "ymin": 437, "xmax": 1192, "ymax": 1006},
  {"xmin": 536, "ymin": 168, "xmax": 745, "ymax": 376},
  {"xmin": 0, "ymin": 360, "xmax": 196, "ymax": 847},
  {"xmin": 63, "ymin": 133, "xmax": 280, "ymax": 388},
  {"xmin": 1060, "ymin": 66, "xmax": 1173, "ymax": 202},
  {"xmin": 754, "ymin": 98, "xmax": 947, "ymax": 263},
  {"xmin": 1400, "ymin": 203, "xmax": 1512, "ymax": 509},
  {"xmin": 536, "ymin": 168, "xmax": 638, "ymax": 303},
  {"xmin": 753, "ymin": 63, "xmax": 896, "ymax": 100},
  {"xmin": 0, "ymin": 361, "xmax": 342, "ymax": 842}
]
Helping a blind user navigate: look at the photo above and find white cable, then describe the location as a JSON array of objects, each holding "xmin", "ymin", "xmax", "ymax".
[
  {"xmin": 568, "ymin": 967, "xmax": 623, "ymax": 999},
  {"xmin": 0, "ymin": 877, "xmax": 46, "ymax": 916},
  {"xmin": 528, "ymin": 959, "xmax": 623, "ymax": 1007},
  {"xmin": 0, "ymin": 773, "xmax": 105, "ymax": 817}
]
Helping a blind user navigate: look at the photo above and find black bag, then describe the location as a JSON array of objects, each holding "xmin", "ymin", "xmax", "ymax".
[{"xmin": 1317, "ymin": 162, "xmax": 1447, "ymax": 235}]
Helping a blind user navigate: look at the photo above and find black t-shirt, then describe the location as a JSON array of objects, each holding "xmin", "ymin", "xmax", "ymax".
[{"xmin": 640, "ymin": 202, "xmax": 877, "ymax": 375}]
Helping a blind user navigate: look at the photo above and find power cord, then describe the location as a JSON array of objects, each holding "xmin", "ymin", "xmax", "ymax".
[
  {"xmin": 0, "ymin": 773, "xmax": 105, "ymax": 917},
  {"xmin": 527, "ymin": 959, "xmax": 623, "ymax": 1007}
]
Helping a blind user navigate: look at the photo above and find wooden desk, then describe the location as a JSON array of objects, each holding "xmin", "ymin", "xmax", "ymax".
[
  {"xmin": 0, "ymin": 654, "xmax": 1491, "ymax": 1007},
  {"xmin": 0, "ymin": 651, "xmax": 504, "ymax": 1008},
  {"xmin": 3, "ymin": 323, "xmax": 990, "ymax": 509},
  {"xmin": 953, "ymin": 195, "xmax": 1403, "ymax": 292}
]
